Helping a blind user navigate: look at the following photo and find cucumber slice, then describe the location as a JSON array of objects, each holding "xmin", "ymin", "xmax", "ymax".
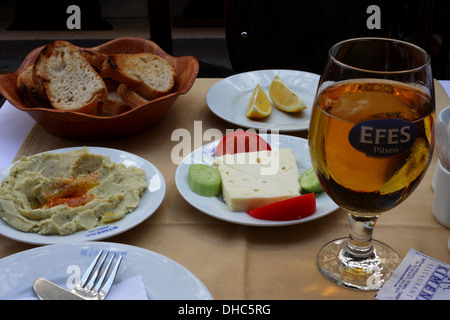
[
  {"xmin": 188, "ymin": 164, "xmax": 222, "ymax": 197},
  {"xmin": 299, "ymin": 167, "xmax": 323, "ymax": 194}
]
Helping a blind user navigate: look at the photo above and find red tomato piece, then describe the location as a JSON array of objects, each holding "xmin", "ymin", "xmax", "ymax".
[
  {"xmin": 215, "ymin": 130, "xmax": 271, "ymax": 157},
  {"xmin": 247, "ymin": 193, "xmax": 316, "ymax": 221}
]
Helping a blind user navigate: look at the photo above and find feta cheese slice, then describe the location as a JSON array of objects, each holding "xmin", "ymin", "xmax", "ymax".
[{"xmin": 213, "ymin": 148, "xmax": 300, "ymax": 212}]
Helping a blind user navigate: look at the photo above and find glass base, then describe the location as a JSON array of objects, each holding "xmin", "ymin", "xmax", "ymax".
[{"xmin": 317, "ymin": 238, "xmax": 400, "ymax": 291}]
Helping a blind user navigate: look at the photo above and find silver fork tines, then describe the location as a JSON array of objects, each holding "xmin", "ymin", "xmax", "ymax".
[{"xmin": 72, "ymin": 250, "xmax": 123, "ymax": 300}]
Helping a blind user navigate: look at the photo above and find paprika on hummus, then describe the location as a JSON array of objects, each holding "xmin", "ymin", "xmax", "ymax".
[{"xmin": 0, "ymin": 148, "xmax": 147, "ymax": 235}]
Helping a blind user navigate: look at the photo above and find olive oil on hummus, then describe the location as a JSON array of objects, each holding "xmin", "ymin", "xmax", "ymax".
[{"xmin": 0, "ymin": 148, "xmax": 147, "ymax": 235}]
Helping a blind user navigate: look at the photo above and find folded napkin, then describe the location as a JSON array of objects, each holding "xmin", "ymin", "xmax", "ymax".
[
  {"xmin": 105, "ymin": 275, "xmax": 148, "ymax": 300},
  {"xmin": 375, "ymin": 249, "xmax": 450, "ymax": 300},
  {"xmin": 23, "ymin": 275, "xmax": 148, "ymax": 300}
]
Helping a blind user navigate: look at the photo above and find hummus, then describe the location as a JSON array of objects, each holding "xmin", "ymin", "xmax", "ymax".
[{"xmin": 0, "ymin": 148, "xmax": 147, "ymax": 235}]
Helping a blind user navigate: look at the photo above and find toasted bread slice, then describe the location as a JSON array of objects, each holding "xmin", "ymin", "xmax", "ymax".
[
  {"xmin": 101, "ymin": 53, "xmax": 175, "ymax": 100},
  {"xmin": 99, "ymin": 91, "xmax": 131, "ymax": 116},
  {"xmin": 16, "ymin": 63, "xmax": 49, "ymax": 107},
  {"xmin": 117, "ymin": 83, "xmax": 149, "ymax": 109},
  {"xmin": 33, "ymin": 41, "xmax": 107, "ymax": 114},
  {"xmin": 80, "ymin": 49, "xmax": 107, "ymax": 72}
]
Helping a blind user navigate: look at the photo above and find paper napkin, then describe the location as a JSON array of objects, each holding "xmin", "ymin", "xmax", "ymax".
[
  {"xmin": 375, "ymin": 249, "xmax": 450, "ymax": 300},
  {"xmin": 105, "ymin": 275, "xmax": 148, "ymax": 300}
]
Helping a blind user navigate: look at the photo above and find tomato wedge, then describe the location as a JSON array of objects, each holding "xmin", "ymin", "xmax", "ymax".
[
  {"xmin": 215, "ymin": 130, "xmax": 271, "ymax": 157},
  {"xmin": 247, "ymin": 193, "xmax": 316, "ymax": 221}
]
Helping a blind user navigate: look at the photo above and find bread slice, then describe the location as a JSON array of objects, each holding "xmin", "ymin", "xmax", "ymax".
[
  {"xmin": 99, "ymin": 91, "xmax": 131, "ymax": 116},
  {"xmin": 117, "ymin": 83, "xmax": 149, "ymax": 109},
  {"xmin": 80, "ymin": 49, "xmax": 107, "ymax": 72},
  {"xmin": 33, "ymin": 41, "xmax": 107, "ymax": 114},
  {"xmin": 101, "ymin": 53, "xmax": 175, "ymax": 100},
  {"xmin": 16, "ymin": 63, "xmax": 49, "ymax": 107}
]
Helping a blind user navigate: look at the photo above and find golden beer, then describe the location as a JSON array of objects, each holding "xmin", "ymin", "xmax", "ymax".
[
  {"xmin": 311, "ymin": 38, "xmax": 435, "ymax": 291},
  {"xmin": 309, "ymin": 80, "xmax": 434, "ymax": 214}
]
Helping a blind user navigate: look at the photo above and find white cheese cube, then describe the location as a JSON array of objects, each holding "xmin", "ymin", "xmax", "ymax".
[{"xmin": 213, "ymin": 148, "xmax": 300, "ymax": 212}]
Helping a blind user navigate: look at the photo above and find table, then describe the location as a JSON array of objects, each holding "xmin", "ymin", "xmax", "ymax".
[{"xmin": 0, "ymin": 78, "xmax": 449, "ymax": 300}]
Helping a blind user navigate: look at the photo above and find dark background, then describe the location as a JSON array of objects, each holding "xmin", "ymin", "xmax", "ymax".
[{"xmin": 0, "ymin": 0, "xmax": 448, "ymax": 79}]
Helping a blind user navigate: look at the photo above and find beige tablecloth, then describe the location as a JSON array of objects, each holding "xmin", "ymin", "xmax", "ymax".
[{"xmin": 1, "ymin": 79, "xmax": 449, "ymax": 300}]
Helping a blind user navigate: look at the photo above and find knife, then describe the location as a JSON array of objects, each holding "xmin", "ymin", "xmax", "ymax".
[{"xmin": 33, "ymin": 278, "xmax": 85, "ymax": 300}]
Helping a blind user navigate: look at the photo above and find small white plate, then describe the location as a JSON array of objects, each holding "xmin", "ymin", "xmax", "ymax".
[
  {"xmin": 175, "ymin": 134, "xmax": 339, "ymax": 226},
  {"xmin": 0, "ymin": 241, "xmax": 213, "ymax": 300},
  {"xmin": 0, "ymin": 147, "xmax": 166, "ymax": 245},
  {"xmin": 206, "ymin": 69, "xmax": 320, "ymax": 132}
]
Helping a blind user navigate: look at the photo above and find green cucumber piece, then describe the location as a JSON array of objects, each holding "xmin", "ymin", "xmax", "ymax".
[
  {"xmin": 188, "ymin": 164, "xmax": 222, "ymax": 197},
  {"xmin": 299, "ymin": 167, "xmax": 323, "ymax": 194}
]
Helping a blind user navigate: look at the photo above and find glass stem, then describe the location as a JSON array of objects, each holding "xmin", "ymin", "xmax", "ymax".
[{"xmin": 345, "ymin": 214, "xmax": 379, "ymax": 260}]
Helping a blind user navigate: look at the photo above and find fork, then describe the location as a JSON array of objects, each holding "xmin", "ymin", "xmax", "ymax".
[{"xmin": 72, "ymin": 250, "xmax": 123, "ymax": 300}]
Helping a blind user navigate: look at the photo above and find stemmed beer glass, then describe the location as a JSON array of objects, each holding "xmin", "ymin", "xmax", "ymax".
[{"xmin": 308, "ymin": 38, "xmax": 435, "ymax": 290}]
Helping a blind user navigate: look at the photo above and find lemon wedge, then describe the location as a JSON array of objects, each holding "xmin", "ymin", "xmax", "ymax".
[
  {"xmin": 269, "ymin": 76, "xmax": 307, "ymax": 112},
  {"xmin": 245, "ymin": 84, "xmax": 272, "ymax": 119}
]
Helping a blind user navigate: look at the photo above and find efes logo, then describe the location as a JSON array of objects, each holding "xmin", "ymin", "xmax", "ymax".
[{"xmin": 349, "ymin": 119, "xmax": 418, "ymax": 157}]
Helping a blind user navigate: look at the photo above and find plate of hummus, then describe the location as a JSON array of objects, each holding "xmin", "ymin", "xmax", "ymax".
[{"xmin": 0, "ymin": 147, "xmax": 165, "ymax": 244}]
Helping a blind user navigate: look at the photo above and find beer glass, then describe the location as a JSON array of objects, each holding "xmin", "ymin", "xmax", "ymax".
[{"xmin": 309, "ymin": 38, "xmax": 435, "ymax": 290}]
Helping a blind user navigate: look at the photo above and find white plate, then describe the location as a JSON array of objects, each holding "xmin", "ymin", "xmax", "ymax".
[
  {"xmin": 206, "ymin": 69, "xmax": 320, "ymax": 132},
  {"xmin": 0, "ymin": 241, "xmax": 212, "ymax": 300},
  {"xmin": 175, "ymin": 134, "xmax": 339, "ymax": 226},
  {"xmin": 0, "ymin": 147, "xmax": 166, "ymax": 245}
]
